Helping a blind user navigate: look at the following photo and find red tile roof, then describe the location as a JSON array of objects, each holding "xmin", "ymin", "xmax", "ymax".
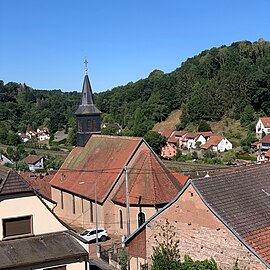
[
  {"xmin": 50, "ymin": 135, "xmax": 142, "ymax": 203},
  {"xmin": 201, "ymin": 135, "xmax": 224, "ymax": 149},
  {"xmin": 266, "ymin": 149, "xmax": 270, "ymax": 158},
  {"xmin": 260, "ymin": 117, "xmax": 270, "ymax": 128},
  {"xmin": 169, "ymin": 170, "xmax": 190, "ymax": 186},
  {"xmin": 162, "ymin": 129, "xmax": 173, "ymax": 139},
  {"xmin": 112, "ymin": 149, "xmax": 182, "ymax": 206},
  {"xmin": 243, "ymin": 226, "xmax": 270, "ymax": 265},
  {"xmin": 168, "ymin": 135, "xmax": 178, "ymax": 144},
  {"xmin": 19, "ymin": 171, "xmax": 56, "ymax": 199},
  {"xmin": 261, "ymin": 134, "xmax": 270, "ymax": 144},
  {"xmin": 173, "ymin": 131, "xmax": 187, "ymax": 137},
  {"xmin": 198, "ymin": 131, "xmax": 214, "ymax": 137},
  {"xmin": 23, "ymin": 155, "xmax": 44, "ymax": 164}
]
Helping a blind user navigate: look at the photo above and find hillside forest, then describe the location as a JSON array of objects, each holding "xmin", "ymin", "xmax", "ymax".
[{"xmin": 1, "ymin": 39, "xmax": 270, "ymax": 147}]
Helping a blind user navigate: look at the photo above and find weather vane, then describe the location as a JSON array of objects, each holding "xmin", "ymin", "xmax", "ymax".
[{"xmin": 84, "ymin": 58, "xmax": 88, "ymax": 75}]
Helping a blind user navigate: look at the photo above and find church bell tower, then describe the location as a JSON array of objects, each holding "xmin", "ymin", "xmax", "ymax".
[{"xmin": 75, "ymin": 61, "xmax": 102, "ymax": 147}]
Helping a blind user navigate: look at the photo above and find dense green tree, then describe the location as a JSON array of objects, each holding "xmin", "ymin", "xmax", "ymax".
[
  {"xmin": 143, "ymin": 131, "xmax": 167, "ymax": 155},
  {"xmin": 198, "ymin": 120, "xmax": 212, "ymax": 132}
]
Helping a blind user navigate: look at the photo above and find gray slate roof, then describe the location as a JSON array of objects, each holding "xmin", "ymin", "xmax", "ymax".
[
  {"xmin": 0, "ymin": 231, "xmax": 88, "ymax": 269},
  {"xmin": 0, "ymin": 165, "xmax": 33, "ymax": 195},
  {"xmin": 192, "ymin": 164, "xmax": 270, "ymax": 265},
  {"xmin": 75, "ymin": 74, "xmax": 101, "ymax": 115}
]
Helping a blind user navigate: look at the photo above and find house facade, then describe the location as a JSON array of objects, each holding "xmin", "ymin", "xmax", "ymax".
[
  {"xmin": 161, "ymin": 142, "xmax": 177, "ymax": 159},
  {"xmin": 0, "ymin": 153, "xmax": 13, "ymax": 165},
  {"xmin": 201, "ymin": 135, "xmax": 232, "ymax": 152},
  {"xmin": 125, "ymin": 164, "xmax": 270, "ymax": 270},
  {"xmin": 256, "ymin": 117, "xmax": 270, "ymax": 139},
  {"xmin": 0, "ymin": 165, "xmax": 88, "ymax": 270},
  {"xmin": 23, "ymin": 155, "xmax": 45, "ymax": 171}
]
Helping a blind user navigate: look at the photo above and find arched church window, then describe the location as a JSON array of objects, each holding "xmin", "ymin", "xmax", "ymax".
[
  {"xmin": 138, "ymin": 212, "xmax": 145, "ymax": 227},
  {"xmin": 119, "ymin": 209, "xmax": 123, "ymax": 229}
]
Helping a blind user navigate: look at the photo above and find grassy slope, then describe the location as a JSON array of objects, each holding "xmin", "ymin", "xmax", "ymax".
[
  {"xmin": 152, "ymin": 110, "xmax": 182, "ymax": 132},
  {"xmin": 152, "ymin": 110, "xmax": 249, "ymax": 149}
]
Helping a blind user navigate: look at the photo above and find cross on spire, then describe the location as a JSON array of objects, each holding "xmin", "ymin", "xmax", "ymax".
[{"xmin": 84, "ymin": 58, "xmax": 88, "ymax": 75}]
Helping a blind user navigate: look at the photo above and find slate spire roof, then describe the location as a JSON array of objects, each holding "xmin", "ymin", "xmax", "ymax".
[{"xmin": 75, "ymin": 71, "xmax": 101, "ymax": 115}]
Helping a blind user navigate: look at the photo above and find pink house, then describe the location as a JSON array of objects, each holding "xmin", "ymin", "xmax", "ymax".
[{"xmin": 161, "ymin": 142, "xmax": 177, "ymax": 159}]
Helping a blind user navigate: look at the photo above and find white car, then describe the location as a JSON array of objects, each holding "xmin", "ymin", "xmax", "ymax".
[{"xmin": 79, "ymin": 228, "xmax": 108, "ymax": 242}]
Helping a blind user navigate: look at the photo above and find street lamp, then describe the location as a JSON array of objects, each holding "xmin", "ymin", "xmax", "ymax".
[{"xmin": 79, "ymin": 181, "xmax": 99, "ymax": 255}]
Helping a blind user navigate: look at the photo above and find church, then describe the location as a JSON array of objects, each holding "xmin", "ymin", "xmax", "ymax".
[{"xmin": 50, "ymin": 65, "xmax": 186, "ymax": 238}]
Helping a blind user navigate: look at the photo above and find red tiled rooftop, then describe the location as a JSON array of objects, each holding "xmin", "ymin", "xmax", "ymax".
[
  {"xmin": 169, "ymin": 170, "xmax": 190, "ymax": 186},
  {"xmin": 162, "ymin": 129, "xmax": 173, "ymax": 139},
  {"xmin": 198, "ymin": 131, "xmax": 214, "ymax": 137},
  {"xmin": 50, "ymin": 135, "xmax": 142, "ymax": 203},
  {"xmin": 260, "ymin": 117, "xmax": 270, "ymax": 128},
  {"xmin": 23, "ymin": 155, "xmax": 44, "ymax": 164},
  {"xmin": 201, "ymin": 135, "xmax": 223, "ymax": 149},
  {"xmin": 261, "ymin": 134, "xmax": 270, "ymax": 144},
  {"xmin": 112, "ymin": 149, "xmax": 182, "ymax": 206},
  {"xmin": 168, "ymin": 135, "xmax": 178, "ymax": 144},
  {"xmin": 19, "ymin": 171, "xmax": 56, "ymax": 199}
]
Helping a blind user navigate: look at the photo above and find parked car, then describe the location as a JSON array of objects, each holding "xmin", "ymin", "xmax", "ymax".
[{"xmin": 79, "ymin": 228, "xmax": 108, "ymax": 242}]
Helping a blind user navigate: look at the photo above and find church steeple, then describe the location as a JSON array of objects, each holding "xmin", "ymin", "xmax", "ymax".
[{"xmin": 75, "ymin": 62, "xmax": 102, "ymax": 147}]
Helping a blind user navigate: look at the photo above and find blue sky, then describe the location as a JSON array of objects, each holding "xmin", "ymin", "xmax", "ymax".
[{"xmin": 0, "ymin": 0, "xmax": 269, "ymax": 92}]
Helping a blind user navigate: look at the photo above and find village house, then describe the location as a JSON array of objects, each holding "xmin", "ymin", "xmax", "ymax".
[
  {"xmin": 18, "ymin": 126, "xmax": 50, "ymax": 142},
  {"xmin": 37, "ymin": 127, "xmax": 50, "ymax": 141},
  {"xmin": 0, "ymin": 165, "xmax": 89, "ymax": 270},
  {"xmin": 50, "ymin": 68, "xmax": 184, "ymax": 241},
  {"xmin": 23, "ymin": 155, "xmax": 45, "ymax": 171},
  {"xmin": 260, "ymin": 134, "xmax": 270, "ymax": 153},
  {"xmin": 256, "ymin": 117, "xmax": 270, "ymax": 139},
  {"xmin": 0, "ymin": 152, "xmax": 13, "ymax": 165},
  {"xmin": 161, "ymin": 129, "xmax": 174, "ymax": 140},
  {"xmin": 161, "ymin": 142, "xmax": 177, "ymax": 159},
  {"xmin": 125, "ymin": 164, "xmax": 270, "ymax": 270},
  {"xmin": 200, "ymin": 135, "xmax": 232, "ymax": 152}
]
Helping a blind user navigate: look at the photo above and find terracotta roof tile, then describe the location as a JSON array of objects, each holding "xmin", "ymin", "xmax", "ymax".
[
  {"xmin": 50, "ymin": 135, "xmax": 142, "ymax": 203},
  {"xmin": 168, "ymin": 135, "xmax": 178, "ymax": 144},
  {"xmin": 261, "ymin": 134, "xmax": 270, "ymax": 144},
  {"xmin": 23, "ymin": 155, "xmax": 44, "ymax": 164},
  {"xmin": 162, "ymin": 129, "xmax": 174, "ymax": 139},
  {"xmin": 193, "ymin": 164, "xmax": 270, "ymax": 265},
  {"xmin": 169, "ymin": 170, "xmax": 190, "ymax": 186},
  {"xmin": 265, "ymin": 149, "xmax": 270, "ymax": 158},
  {"xmin": 173, "ymin": 131, "xmax": 187, "ymax": 137},
  {"xmin": 201, "ymin": 135, "xmax": 224, "ymax": 149},
  {"xmin": 19, "ymin": 171, "xmax": 56, "ymax": 199},
  {"xmin": 260, "ymin": 117, "xmax": 270, "ymax": 128},
  {"xmin": 112, "ymin": 149, "xmax": 182, "ymax": 206},
  {"xmin": 198, "ymin": 131, "xmax": 214, "ymax": 137}
]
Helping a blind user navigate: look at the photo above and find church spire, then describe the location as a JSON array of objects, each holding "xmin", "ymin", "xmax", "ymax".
[{"xmin": 75, "ymin": 61, "xmax": 102, "ymax": 147}]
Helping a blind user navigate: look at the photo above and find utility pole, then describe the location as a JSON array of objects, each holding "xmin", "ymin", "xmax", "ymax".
[{"xmin": 125, "ymin": 165, "xmax": 131, "ymax": 236}]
